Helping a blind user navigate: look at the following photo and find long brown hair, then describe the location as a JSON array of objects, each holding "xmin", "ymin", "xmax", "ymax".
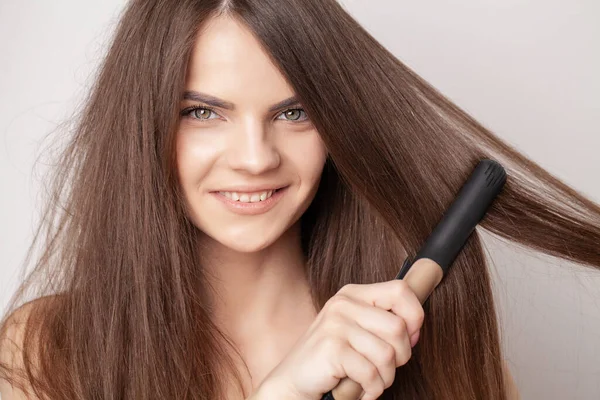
[{"xmin": 2, "ymin": 0, "xmax": 599, "ymax": 398}]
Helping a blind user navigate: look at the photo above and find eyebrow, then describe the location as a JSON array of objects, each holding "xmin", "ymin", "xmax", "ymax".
[{"xmin": 182, "ymin": 90, "xmax": 301, "ymax": 112}]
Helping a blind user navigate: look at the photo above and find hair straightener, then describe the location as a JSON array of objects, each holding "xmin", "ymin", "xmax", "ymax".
[{"xmin": 321, "ymin": 158, "xmax": 507, "ymax": 400}]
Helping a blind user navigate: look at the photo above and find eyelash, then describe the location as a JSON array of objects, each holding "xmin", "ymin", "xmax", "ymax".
[{"xmin": 180, "ymin": 105, "xmax": 309, "ymax": 123}]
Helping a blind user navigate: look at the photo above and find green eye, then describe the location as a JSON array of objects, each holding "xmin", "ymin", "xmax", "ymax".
[
  {"xmin": 277, "ymin": 108, "xmax": 309, "ymax": 122},
  {"xmin": 188, "ymin": 107, "xmax": 219, "ymax": 121},
  {"xmin": 180, "ymin": 105, "xmax": 310, "ymax": 123}
]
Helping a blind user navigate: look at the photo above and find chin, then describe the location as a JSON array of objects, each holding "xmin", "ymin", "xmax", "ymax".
[{"xmin": 220, "ymin": 236, "xmax": 276, "ymax": 253}]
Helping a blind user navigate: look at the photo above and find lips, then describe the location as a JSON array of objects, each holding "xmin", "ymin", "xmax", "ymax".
[
  {"xmin": 220, "ymin": 189, "xmax": 275, "ymax": 203},
  {"xmin": 211, "ymin": 185, "xmax": 288, "ymax": 215},
  {"xmin": 211, "ymin": 185, "xmax": 287, "ymax": 194}
]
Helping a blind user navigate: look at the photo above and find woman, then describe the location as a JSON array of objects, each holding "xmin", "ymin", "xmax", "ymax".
[{"xmin": 1, "ymin": 0, "xmax": 598, "ymax": 399}]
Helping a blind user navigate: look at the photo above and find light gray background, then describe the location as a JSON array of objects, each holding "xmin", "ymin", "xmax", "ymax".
[{"xmin": 1, "ymin": 1, "xmax": 599, "ymax": 398}]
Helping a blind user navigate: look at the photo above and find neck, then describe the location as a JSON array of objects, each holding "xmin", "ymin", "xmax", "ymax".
[{"xmin": 200, "ymin": 221, "xmax": 316, "ymax": 339}]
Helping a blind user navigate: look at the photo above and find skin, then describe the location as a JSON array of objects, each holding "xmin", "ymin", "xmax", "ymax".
[{"xmin": 175, "ymin": 14, "xmax": 326, "ymax": 392}]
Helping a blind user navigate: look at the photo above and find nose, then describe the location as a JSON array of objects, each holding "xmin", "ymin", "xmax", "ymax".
[{"xmin": 226, "ymin": 120, "xmax": 281, "ymax": 175}]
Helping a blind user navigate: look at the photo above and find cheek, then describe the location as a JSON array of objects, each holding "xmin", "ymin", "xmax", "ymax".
[
  {"xmin": 175, "ymin": 132, "xmax": 217, "ymax": 191},
  {"xmin": 285, "ymin": 133, "xmax": 328, "ymax": 185}
]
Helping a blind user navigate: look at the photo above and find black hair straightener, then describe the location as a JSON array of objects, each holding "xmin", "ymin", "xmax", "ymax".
[{"xmin": 321, "ymin": 158, "xmax": 507, "ymax": 400}]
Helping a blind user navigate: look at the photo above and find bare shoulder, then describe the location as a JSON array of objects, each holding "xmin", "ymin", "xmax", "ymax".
[
  {"xmin": 0, "ymin": 296, "xmax": 55, "ymax": 400},
  {"xmin": 502, "ymin": 359, "xmax": 521, "ymax": 400}
]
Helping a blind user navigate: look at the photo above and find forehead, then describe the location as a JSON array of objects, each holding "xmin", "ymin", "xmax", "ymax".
[{"xmin": 185, "ymin": 15, "xmax": 294, "ymax": 102}]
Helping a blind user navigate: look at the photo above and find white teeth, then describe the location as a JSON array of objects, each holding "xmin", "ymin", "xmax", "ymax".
[{"xmin": 219, "ymin": 190, "xmax": 275, "ymax": 203}]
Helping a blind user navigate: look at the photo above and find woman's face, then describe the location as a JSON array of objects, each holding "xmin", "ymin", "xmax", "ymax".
[{"xmin": 176, "ymin": 15, "xmax": 328, "ymax": 253}]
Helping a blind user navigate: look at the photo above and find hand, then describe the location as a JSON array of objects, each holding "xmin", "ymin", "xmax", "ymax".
[{"xmin": 253, "ymin": 279, "xmax": 425, "ymax": 400}]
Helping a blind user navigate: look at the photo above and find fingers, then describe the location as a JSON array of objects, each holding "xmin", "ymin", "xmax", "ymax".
[
  {"xmin": 305, "ymin": 280, "xmax": 425, "ymax": 399},
  {"xmin": 338, "ymin": 280, "xmax": 425, "ymax": 339},
  {"xmin": 326, "ymin": 294, "xmax": 413, "ymax": 367},
  {"xmin": 350, "ymin": 306, "xmax": 414, "ymax": 366},
  {"xmin": 320, "ymin": 294, "xmax": 414, "ymax": 396},
  {"xmin": 344, "ymin": 315, "xmax": 398, "ymax": 389},
  {"xmin": 337, "ymin": 335, "xmax": 386, "ymax": 400}
]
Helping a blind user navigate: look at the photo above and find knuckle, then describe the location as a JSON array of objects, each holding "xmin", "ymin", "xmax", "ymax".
[
  {"xmin": 325, "ymin": 294, "xmax": 351, "ymax": 314},
  {"xmin": 337, "ymin": 283, "xmax": 356, "ymax": 296},
  {"xmin": 389, "ymin": 317, "xmax": 407, "ymax": 338},
  {"xmin": 383, "ymin": 368, "xmax": 397, "ymax": 389},
  {"xmin": 365, "ymin": 363, "xmax": 380, "ymax": 382},
  {"xmin": 414, "ymin": 306, "xmax": 425, "ymax": 326},
  {"xmin": 354, "ymin": 367, "xmax": 378, "ymax": 398},
  {"xmin": 365, "ymin": 377, "xmax": 385, "ymax": 399},
  {"xmin": 392, "ymin": 279, "xmax": 409, "ymax": 297},
  {"xmin": 415, "ymin": 305, "xmax": 425, "ymax": 322},
  {"xmin": 407, "ymin": 306, "xmax": 425, "ymax": 336},
  {"xmin": 380, "ymin": 343, "xmax": 396, "ymax": 365},
  {"xmin": 370, "ymin": 386, "xmax": 385, "ymax": 399},
  {"xmin": 321, "ymin": 312, "xmax": 346, "ymax": 335},
  {"xmin": 396, "ymin": 346, "xmax": 412, "ymax": 366}
]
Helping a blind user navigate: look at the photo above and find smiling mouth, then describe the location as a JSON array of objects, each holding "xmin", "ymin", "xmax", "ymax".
[
  {"xmin": 211, "ymin": 185, "xmax": 289, "ymax": 215},
  {"xmin": 215, "ymin": 186, "xmax": 287, "ymax": 202},
  {"xmin": 210, "ymin": 185, "xmax": 287, "ymax": 193}
]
